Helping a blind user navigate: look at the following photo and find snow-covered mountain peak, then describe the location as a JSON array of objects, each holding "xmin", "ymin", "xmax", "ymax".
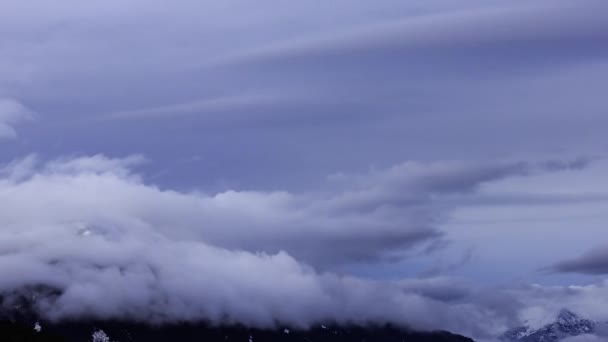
[
  {"xmin": 556, "ymin": 309, "xmax": 579, "ymax": 325},
  {"xmin": 502, "ymin": 309, "xmax": 598, "ymax": 342}
]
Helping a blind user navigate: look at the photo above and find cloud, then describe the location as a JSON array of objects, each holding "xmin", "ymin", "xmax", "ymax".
[
  {"xmin": 1, "ymin": 0, "xmax": 606, "ymax": 190},
  {"xmin": 323, "ymin": 158, "xmax": 591, "ymax": 213},
  {"xmin": 0, "ymin": 155, "xmax": 583, "ymax": 270},
  {"xmin": 89, "ymin": 1, "xmax": 608, "ymax": 128},
  {"xmin": 0, "ymin": 2, "xmax": 605, "ymax": 339},
  {"xmin": 0, "ymin": 98, "xmax": 31, "ymax": 139},
  {"xmin": 549, "ymin": 246, "xmax": 608, "ymax": 275},
  {"xmin": 98, "ymin": 92, "xmax": 367, "ymax": 124},
  {"xmin": 502, "ymin": 282, "xmax": 608, "ymax": 328},
  {"xmin": 420, "ymin": 247, "xmax": 475, "ymax": 278},
  {"xmin": 209, "ymin": 1, "xmax": 608, "ymax": 77},
  {"xmin": 562, "ymin": 335, "xmax": 605, "ymax": 342},
  {"xmin": 0, "ymin": 153, "xmax": 593, "ymax": 340}
]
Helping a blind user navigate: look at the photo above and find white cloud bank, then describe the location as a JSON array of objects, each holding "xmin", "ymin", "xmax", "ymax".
[{"xmin": 0, "ymin": 154, "xmax": 601, "ymax": 340}]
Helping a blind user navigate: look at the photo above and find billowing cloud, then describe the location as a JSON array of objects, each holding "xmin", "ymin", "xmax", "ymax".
[
  {"xmin": 0, "ymin": 153, "xmax": 594, "ymax": 340},
  {"xmin": 0, "ymin": 154, "xmax": 588, "ymax": 268}
]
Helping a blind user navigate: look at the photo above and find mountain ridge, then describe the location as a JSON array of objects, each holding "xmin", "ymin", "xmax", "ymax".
[
  {"xmin": 502, "ymin": 309, "xmax": 599, "ymax": 342},
  {"xmin": 0, "ymin": 286, "xmax": 475, "ymax": 342},
  {"xmin": 0, "ymin": 319, "xmax": 476, "ymax": 342}
]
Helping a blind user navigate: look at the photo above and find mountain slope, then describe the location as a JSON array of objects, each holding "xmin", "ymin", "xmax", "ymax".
[
  {"xmin": 0, "ymin": 320, "xmax": 475, "ymax": 342},
  {"xmin": 502, "ymin": 309, "xmax": 597, "ymax": 342}
]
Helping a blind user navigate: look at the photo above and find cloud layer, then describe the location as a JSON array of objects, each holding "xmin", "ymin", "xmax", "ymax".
[
  {"xmin": 0, "ymin": 153, "xmax": 597, "ymax": 341},
  {"xmin": 551, "ymin": 246, "xmax": 608, "ymax": 275},
  {"xmin": 0, "ymin": 1, "xmax": 607, "ymax": 341},
  {"xmin": 2, "ymin": 0, "xmax": 607, "ymax": 192}
]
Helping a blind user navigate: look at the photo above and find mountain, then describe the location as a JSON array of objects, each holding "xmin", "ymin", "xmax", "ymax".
[
  {"xmin": 502, "ymin": 309, "xmax": 598, "ymax": 342},
  {"xmin": 0, "ymin": 286, "xmax": 475, "ymax": 342},
  {"xmin": 0, "ymin": 320, "xmax": 475, "ymax": 342}
]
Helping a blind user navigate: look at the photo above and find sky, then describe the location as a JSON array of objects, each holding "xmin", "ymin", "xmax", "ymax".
[{"xmin": 1, "ymin": 1, "xmax": 608, "ymax": 340}]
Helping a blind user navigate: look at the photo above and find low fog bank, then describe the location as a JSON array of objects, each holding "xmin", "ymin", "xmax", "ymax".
[{"xmin": 0, "ymin": 154, "xmax": 602, "ymax": 340}]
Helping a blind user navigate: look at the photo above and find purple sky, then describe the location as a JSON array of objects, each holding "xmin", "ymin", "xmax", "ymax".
[{"xmin": 1, "ymin": 1, "xmax": 608, "ymax": 340}]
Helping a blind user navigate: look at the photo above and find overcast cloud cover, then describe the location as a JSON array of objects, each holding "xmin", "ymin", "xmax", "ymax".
[{"xmin": 1, "ymin": 0, "xmax": 608, "ymax": 341}]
